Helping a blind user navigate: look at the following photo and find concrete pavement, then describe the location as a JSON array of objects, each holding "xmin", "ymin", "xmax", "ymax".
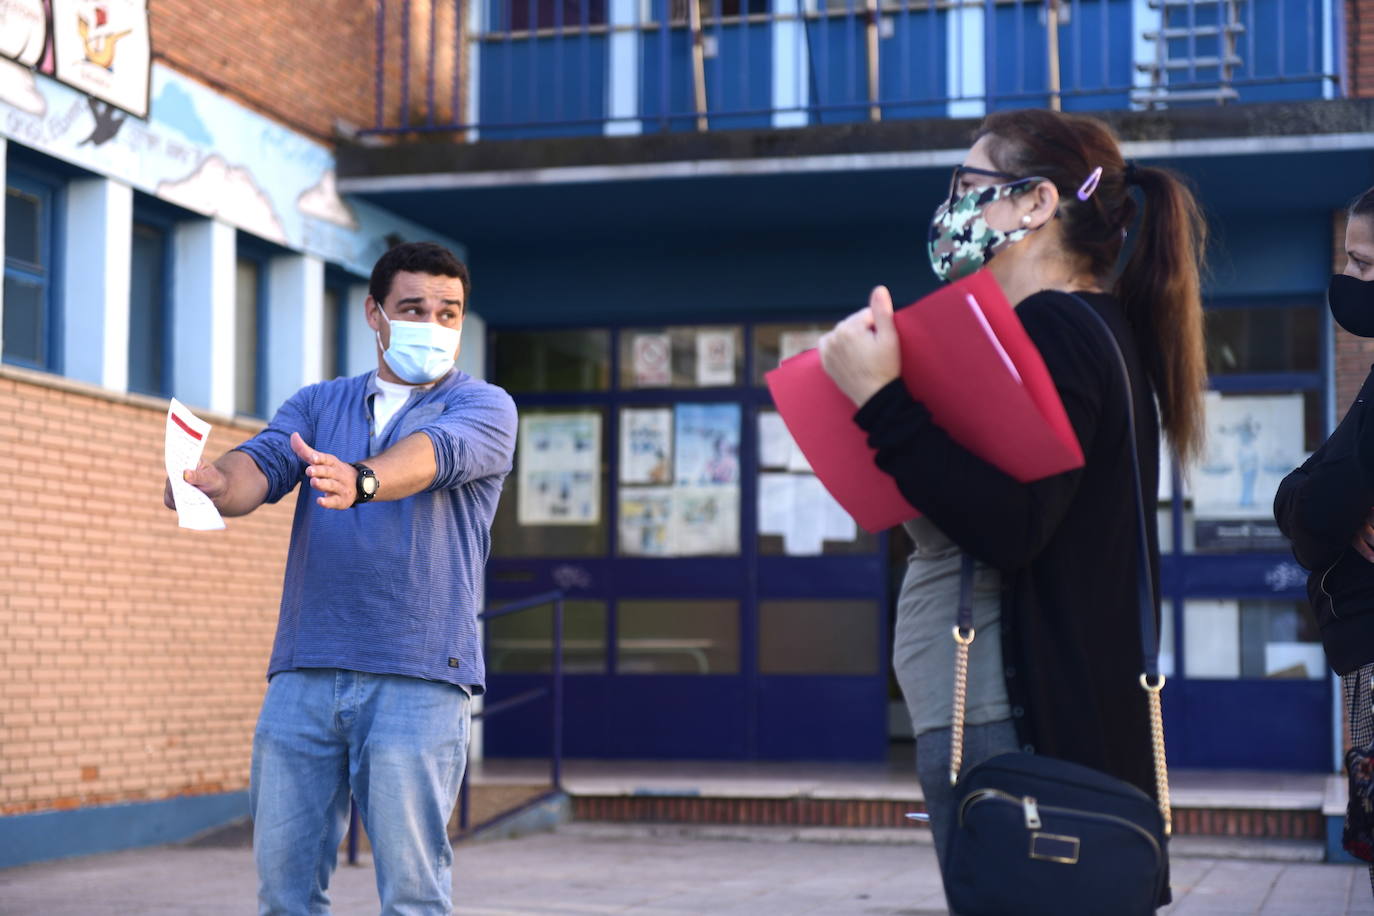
[{"xmin": 2, "ymin": 823, "xmax": 1373, "ymax": 915}]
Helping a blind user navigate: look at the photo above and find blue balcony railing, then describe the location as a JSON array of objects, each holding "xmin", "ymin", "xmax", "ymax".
[{"xmin": 364, "ymin": 0, "xmax": 1345, "ymax": 139}]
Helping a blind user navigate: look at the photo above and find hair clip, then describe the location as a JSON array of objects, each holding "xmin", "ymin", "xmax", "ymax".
[{"xmin": 1076, "ymin": 166, "xmax": 1103, "ymax": 202}]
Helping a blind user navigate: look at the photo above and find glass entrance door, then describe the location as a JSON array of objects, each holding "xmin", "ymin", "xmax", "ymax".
[
  {"xmin": 1160, "ymin": 296, "xmax": 1332, "ymax": 770},
  {"xmin": 482, "ymin": 321, "xmax": 890, "ymax": 761}
]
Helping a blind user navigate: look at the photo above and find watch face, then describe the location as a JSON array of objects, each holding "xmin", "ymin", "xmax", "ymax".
[{"xmin": 361, "ymin": 474, "xmax": 379, "ymax": 496}]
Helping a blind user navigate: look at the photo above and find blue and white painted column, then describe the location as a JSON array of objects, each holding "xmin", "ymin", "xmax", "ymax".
[
  {"xmin": 771, "ymin": 0, "xmax": 809, "ymax": 128},
  {"xmin": 466, "ymin": 0, "xmax": 484, "ymax": 142},
  {"xmin": 456, "ymin": 311, "xmax": 487, "ymax": 380},
  {"xmin": 1323, "ymin": 0, "xmax": 1338, "ymax": 99},
  {"xmin": 1132, "ymin": 0, "xmax": 1162, "ymax": 106},
  {"xmin": 343, "ymin": 280, "xmax": 375, "ymax": 378},
  {"xmin": 172, "ymin": 218, "xmax": 237, "ymax": 416},
  {"xmin": 62, "ymin": 176, "xmax": 133, "ymax": 392},
  {"xmin": 605, "ymin": 0, "xmax": 643, "ymax": 135},
  {"xmin": 264, "ymin": 253, "xmax": 324, "ymax": 414},
  {"xmin": 947, "ymin": 0, "xmax": 986, "ymax": 118}
]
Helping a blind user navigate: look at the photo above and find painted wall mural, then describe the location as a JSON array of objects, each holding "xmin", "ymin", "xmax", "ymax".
[{"xmin": 0, "ymin": 60, "xmax": 460, "ymax": 276}]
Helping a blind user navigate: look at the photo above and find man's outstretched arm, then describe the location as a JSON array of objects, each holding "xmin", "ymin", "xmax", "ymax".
[
  {"xmin": 292, "ymin": 430, "xmax": 437, "ymax": 510},
  {"xmin": 163, "ymin": 449, "xmax": 271, "ymax": 517}
]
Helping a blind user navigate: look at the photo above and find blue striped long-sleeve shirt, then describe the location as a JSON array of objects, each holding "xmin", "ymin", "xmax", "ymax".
[{"xmin": 235, "ymin": 369, "xmax": 517, "ymax": 693}]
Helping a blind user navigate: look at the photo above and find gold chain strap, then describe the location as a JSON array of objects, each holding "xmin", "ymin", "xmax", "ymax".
[
  {"xmin": 1142, "ymin": 674, "xmax": 1172, "ymax": 836},
  {"xmin": 949, "ymin": 625, "xmax": 974, "ymax": 787}
]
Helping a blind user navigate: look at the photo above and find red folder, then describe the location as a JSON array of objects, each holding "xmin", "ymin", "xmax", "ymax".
[{"xmin": 765, "ymin": 270, "xmax": 1084, "ymax": 533}]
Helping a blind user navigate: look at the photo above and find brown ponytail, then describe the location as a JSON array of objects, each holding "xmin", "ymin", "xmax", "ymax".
[
  {"xmin": 976, "ymin": 109, "xmax": 1207, "ymax": 467},
  {"xmin": 1115, "ymin": 165, "xmax": 1207, "ymax": 466}
]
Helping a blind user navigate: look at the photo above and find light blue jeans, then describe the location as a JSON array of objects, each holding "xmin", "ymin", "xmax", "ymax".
[{"xmin": 249, "ymin": 668, "xmax": 471, "ymax": 916}]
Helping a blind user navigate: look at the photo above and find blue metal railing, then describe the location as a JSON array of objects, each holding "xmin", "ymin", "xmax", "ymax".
[
  {"xmin": 364, "ymin": 0, "xmax": 1343, "ymax": 138},
  {"xmin": 345, "ymin": 589, "xmax": 565, "ymax": 864}
]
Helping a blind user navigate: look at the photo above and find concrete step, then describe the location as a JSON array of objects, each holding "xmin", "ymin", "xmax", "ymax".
[
  {"xmin": 565, "ymin": 771, "xmax": 1343, "ymax": 845},
  {"xmin": 559, "ymin": 821, "xmax": 1326, "ymax": 863}
]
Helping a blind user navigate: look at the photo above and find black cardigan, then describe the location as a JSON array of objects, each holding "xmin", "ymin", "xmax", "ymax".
[
  {"xmin": 1273, "ymin": 366, "xmax": 1374, "ymax": 675},
  {"xmin": 854, "ymin": 289, "xmax": 1162, "ymax": 799}
]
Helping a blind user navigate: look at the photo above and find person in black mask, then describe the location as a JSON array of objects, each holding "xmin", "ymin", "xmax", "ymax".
[{"xmin": 1274, "ymin": 184, "xmax": 1374, "ymax": 891}]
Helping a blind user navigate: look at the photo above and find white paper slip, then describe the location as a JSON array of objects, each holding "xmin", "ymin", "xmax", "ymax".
[{"xmin": 165, "ymin": 398, "xmax": 226, "ymax": 531}]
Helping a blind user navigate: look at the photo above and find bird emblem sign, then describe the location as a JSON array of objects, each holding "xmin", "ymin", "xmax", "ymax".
[{"xmin": 52, "ymin": 0, "xmax": 151, "ymax": 118}]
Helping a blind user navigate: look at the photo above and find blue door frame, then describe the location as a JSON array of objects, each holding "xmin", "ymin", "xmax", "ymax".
[
  {"xmin": 482, "ymin": 321, "xmax": 892, "ymax": 762},
  {"xmin": 1156, "ymin": 293, "xmax": 1333, "ymax": 772}
]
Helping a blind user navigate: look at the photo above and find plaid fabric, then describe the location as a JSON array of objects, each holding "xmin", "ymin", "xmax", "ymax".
[{"xmin": 1343, "ymin": 664, "xmax": 1374, "ymax": 895}]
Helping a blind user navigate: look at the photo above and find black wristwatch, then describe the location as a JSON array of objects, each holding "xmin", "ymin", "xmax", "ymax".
[{"xmin": 351, "ymin": 463, "xmax": 379, "ymax": 506}]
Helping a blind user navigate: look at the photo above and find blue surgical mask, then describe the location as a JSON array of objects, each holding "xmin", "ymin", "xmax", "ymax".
[{"xmin": 374, "ymin": 306, "xmax": 462, "ymax": 384}]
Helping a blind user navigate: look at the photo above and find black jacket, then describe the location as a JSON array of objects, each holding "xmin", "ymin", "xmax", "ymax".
[
  {"xmin": 1274, "ymin": 366, "xmax": 1374, "ymax": 676},
  {"xmin": 855, "ymin": 290, "xmax": 1161, "ymax": 800}
]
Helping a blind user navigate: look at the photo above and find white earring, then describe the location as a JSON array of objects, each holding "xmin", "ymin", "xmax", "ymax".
[{"xmin": 1021, "ymin": 214, "xmax": 1032, "ymax": 226}]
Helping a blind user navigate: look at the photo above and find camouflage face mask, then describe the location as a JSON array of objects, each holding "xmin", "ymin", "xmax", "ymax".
[{"xmin": 927, "ymin": 178, "xmax": 1044, "ymax": 283}]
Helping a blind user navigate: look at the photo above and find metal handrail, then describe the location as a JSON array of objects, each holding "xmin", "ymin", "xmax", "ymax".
[
  {"xmin": 345, "ymin": 589, "xmax": 566, "ymax": 864},
  {"xmin": 368, "ymin": 0, "xmax": 1342, "ymax": 136}
]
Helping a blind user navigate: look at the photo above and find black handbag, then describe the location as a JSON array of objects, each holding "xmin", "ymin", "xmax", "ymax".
[{"xmin": 942, "ymin": 297, "xmax": 1172, "ymax": 916}]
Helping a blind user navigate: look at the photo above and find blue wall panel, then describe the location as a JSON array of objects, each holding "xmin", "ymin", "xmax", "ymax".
[
  {"xmin": 806, "ymin": 8, "xmax": 948, "ymax": 124},
  {"xmin": 479, "ymin": 34, "xmax": 610, "ymax": 138},
  {"xmin": 640, "ymin": 22, "xmax": 775, "ymax": 132},
  {"xmin": 0, "ymin": 792, "xmax": 249, "ymax": 869},
  {"xmin": 987, "ymin": 0, "xmax": 1132, "ymax": 111}
]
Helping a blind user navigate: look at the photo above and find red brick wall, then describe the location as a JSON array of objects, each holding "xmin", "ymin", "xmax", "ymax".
[
  {"xmin": 149, "ymin": 0, "xmax": 376, "ymax": 140},
  {"xmin": 148, "ymin": 0, "xmax": 468, "ymax": 139},
  {"xmin": 1351, "ymin": 0, "xmax": 1374, "ymax": 97},
  {"xmin": 0, "ymin": 368, "xmax": 292, "ymax": 815}
]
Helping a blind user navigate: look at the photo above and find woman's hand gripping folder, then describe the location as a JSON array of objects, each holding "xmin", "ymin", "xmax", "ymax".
[{"xmin": 765, "ymin": 270, "xmax": 1085, "ymax": 533}]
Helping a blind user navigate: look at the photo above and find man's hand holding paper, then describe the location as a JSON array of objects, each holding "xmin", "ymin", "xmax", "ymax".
[{"xmin": 163, "ymin": 399, "xmax": 227, "ymax": 531}]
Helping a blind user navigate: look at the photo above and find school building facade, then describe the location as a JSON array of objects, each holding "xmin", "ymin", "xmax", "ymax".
[{"xmin": 2, "ymin": 0, "xmax": 1374, "ymax": 866}]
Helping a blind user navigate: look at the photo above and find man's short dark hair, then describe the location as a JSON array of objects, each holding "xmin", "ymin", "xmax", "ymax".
[{"xmin": 369, "ymin": 242, "xmax": 470, "ymax": 307}]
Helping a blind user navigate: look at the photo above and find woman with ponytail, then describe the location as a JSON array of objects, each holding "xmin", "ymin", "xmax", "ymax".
[
  {"xmin": 818, "ymin": 108, "xmax": 1206, "ymax": 906},
  {"xmin": 1275, "ymin": 186, "xmax": 1374, "ymax": 890}
]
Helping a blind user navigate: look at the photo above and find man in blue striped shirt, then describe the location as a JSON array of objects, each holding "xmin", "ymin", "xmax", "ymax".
[{"xmin": 165, "ymin": 242, "xmax": 517, "ymax": 915}]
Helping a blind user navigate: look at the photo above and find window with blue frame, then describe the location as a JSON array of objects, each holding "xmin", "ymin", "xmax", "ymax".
[
  {"xmin": 322, "ymin": 271, "xmax": 356, "ymax": 381},
  {"xmin": 3, "ymin": 172, "xmax": 60, "ymax": 372},
  {"xmin": 128, "ymin": 218, "xmax": 172, "ymax": 397},
  {"xmin": 1165, "ymin": 297, "xmax": 1328, "ymax": 685},
  {"xmin": 234, "ymin": 246, "xmax": 268, "ymax": 417}
]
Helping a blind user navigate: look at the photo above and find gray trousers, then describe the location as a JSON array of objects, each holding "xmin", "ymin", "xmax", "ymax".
[{"xmin": 914, "ymin": 718, "xmax": 1020, "ymax": 902}]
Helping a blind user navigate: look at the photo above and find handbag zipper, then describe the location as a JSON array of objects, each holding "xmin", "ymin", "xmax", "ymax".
[{"xmin": 958, "ymin": 787, "xmax": 1162, "ymax": 861}]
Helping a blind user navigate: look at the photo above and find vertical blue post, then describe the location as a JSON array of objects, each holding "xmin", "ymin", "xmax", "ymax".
[
  {"xmin": 452, "ymin": 0, "xmax": 463, "ymax": 127},
  {"xmin": 528, "ymin": 0, "xmax": 539, "ymax": 122},
  {"xmin": 1335, "ymin": 0, "xmax": 1348, "ymax": 97},
  {"xmin": 771, "ymin": 0, "xmax": 809, "ymax": 126},
  {"xmin": 552, "ymin": 596, "xmax": 565, "ymax": 789},
  {"xmin": 659, "ymin": 0, "xmax": 671, "ymax": 130},
  {"xmin": 375, "ymin": 0, "xmax": 387, "ymax": 129},
  {"xmin": 947, "ymin": 0, "xmax": 987, "ymax": 117},
  {"xmin": 401, "ymin": 0, "xmax": 412, "ymax": 126},
  {"xmin": 426, "ymin": 0, "xmax": 437, "ymax": 125},
  {"xmin": 1277, "ymin": 0, "xmax": 1287, "ymax": 76}
]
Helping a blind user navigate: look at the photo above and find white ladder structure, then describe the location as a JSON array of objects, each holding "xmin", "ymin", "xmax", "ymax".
[{"xmin": 1132, "ymin": 0, "xmax": 1246, "ymax": 107}]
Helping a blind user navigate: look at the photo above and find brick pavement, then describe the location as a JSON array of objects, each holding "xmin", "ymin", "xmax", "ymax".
[{"xmin": 3, "ymin": 824, "xmax": 1374, "ymax": 915}]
